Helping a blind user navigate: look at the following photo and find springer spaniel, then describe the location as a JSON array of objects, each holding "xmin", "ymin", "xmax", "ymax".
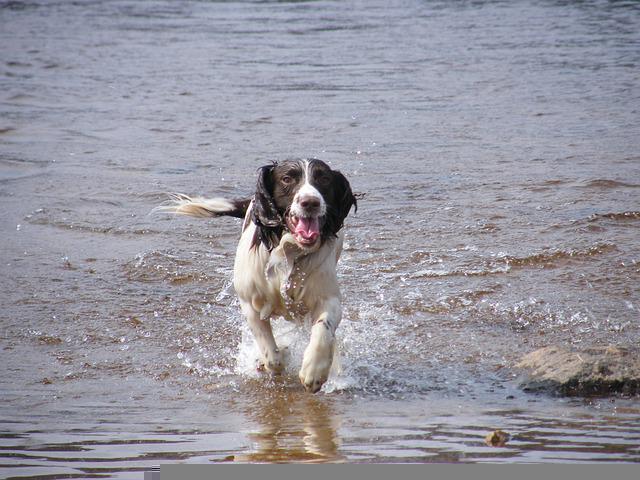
[{"xmin": 159, "ymin": 159, "xmax": 357, "ymax": 392}]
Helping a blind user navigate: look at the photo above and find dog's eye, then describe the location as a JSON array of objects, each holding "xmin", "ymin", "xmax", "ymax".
[
  {"xmin": 281, "ymin": 175, "xmax": 294, "ymax": 185},
  {"xmin": 316, "ymin": 174, "xmax": 331, "ymax": 186}
]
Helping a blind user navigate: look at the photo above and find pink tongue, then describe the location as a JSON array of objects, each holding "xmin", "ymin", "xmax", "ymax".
[{"xmin": 295, "ymin": 216, "xmax": 320, "ymax": 241}]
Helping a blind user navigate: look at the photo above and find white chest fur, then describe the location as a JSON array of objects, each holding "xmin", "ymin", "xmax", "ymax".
[{"xmin": 233, "ymin": 225, "xmax": 342, "ymax": 323}]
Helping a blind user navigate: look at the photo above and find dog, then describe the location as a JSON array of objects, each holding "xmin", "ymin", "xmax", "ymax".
[{"xmin": 158, "ymin": 158, "xmax": 357, "ymax": 392}]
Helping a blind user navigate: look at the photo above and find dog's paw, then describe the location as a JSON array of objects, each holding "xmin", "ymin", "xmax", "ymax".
[
  {"xmin": 299, "ymin": 348, "xmax": 332, "ymax": 393},
  {"xmin": 299, "ymin": 372, "xmax": 327, "ymax": 393},
  {"xmin": 263, "ymin": 348, "xmax": 285, "ymax": 375}
]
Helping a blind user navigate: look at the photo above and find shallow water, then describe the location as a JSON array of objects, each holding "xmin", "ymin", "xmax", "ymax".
[{"xmin": 1, "ymin": 0, "xmax": 640, "ymax": 476}]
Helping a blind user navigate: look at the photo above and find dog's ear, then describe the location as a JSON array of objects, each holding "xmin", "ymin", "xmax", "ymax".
[
  {"xmin": 251, "ymin": 164, "xmax": 283, "ymax": 250},
  {"xmin": 253, "ymin": 164, "xmax": 280, "ymax": 227},
  {"xmin": 323, "ymin": 169, "xmax": 357, "ymax": 238}
]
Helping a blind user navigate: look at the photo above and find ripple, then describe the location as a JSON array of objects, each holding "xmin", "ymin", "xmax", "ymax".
[
  {"xmin": 586, "ymin": 211, "xmax": 640, "ymax": 223},
  {"xmin": 581, "ymin": 179, "xmax": 640, "ymax": 189},
  {"xmin": 499, "ymin": 243, "xmax": 617, "ymax": 269},
  {"xmin": 124, "ymin": 250, "xmax": 223, "ymax": 284}
]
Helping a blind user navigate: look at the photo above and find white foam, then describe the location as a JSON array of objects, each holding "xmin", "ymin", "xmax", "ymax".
[
  {"xmin": 233, "ymin": 313, "xmax": 368, "ymax": 392},
  {"xmin": 231, "ymin": 303, "xmax": 434, "ymax": 394},
  {"xmin": 234, "ymin": 317, "xmax": 313, "ymax": 378}
]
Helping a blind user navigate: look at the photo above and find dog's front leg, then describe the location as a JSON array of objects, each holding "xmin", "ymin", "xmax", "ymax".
[
  {"xmin": 240, "ymin": 301, "xmax": 284, "ymax": 374},
  {"xmin": 299, "ymin": 297, "xmax": 341, "ymax": 393}
]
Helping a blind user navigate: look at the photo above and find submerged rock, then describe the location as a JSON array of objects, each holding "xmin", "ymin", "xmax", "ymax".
[{"xmin": 516, "ymin": 345, "xmax": 640, "ymax": 396}]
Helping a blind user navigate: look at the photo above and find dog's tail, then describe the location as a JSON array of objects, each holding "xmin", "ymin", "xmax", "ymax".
[{"xmin": 154, "ymin": 193, "xmax": 251, "ymax": 219}]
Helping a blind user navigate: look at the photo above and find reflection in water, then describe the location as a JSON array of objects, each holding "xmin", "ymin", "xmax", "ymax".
[{"xmin": 237, "ymin": 389, "xmax": 344, "ymax": 463}]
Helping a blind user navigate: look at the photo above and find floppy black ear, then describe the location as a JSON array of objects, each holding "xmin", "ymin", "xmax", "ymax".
[
  {"xmin": 251, "ymin": 164, "xmax": 284, "ymax": 250},
  {"xmin": 323, "ymin": 169, "xmax": 357, "ymax": 238}
]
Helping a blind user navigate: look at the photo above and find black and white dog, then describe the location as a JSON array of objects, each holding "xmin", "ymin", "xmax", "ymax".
[{"xmin": 160, "ymin": 159, "xmax": 357, "ymax": 392}]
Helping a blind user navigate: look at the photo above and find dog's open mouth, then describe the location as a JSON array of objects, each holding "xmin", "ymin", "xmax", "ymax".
[{"xmin": 286, "ymin": 214, "xmax": 322, "ymax": 246}]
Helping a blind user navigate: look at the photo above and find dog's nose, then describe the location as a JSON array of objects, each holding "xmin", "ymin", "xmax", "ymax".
[{"xmin": 299, "ymin": 196, "xmax": 320, "ymax": 210}]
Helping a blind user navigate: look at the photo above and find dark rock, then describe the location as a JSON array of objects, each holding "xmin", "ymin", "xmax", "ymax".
[{"xmin": 516, "ymin": 345, "xmax": 640, "ymax": 396}]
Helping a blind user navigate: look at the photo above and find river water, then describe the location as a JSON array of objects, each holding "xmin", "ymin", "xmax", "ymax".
[{"xmin": 1, "ymin": 0, "xmax": 640, "ymax": 476}]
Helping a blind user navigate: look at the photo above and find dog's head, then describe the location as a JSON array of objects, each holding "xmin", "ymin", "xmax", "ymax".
[{"xmin": 251, "ymin": 159, "xmax": 357, "ymax": 250}]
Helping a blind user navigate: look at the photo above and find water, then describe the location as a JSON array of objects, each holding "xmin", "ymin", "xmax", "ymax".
[{"xmin": 1, "ymin": 0, "xmax": 640, "ymax": 475}]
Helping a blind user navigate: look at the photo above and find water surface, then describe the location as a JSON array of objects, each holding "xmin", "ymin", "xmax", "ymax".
[{"xmin": 1, "ymin": 0, "xmax": 640, "ymax": 477}]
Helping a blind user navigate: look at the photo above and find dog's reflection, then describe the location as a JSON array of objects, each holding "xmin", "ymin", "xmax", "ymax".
[{"xmin": 236, "ymin": 389, "xmax": 344, "ymax": 463}]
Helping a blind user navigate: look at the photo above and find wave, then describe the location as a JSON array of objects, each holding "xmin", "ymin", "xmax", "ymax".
[
  {"xmin": 405, "ymin": 243, "xmax": 616, "ymax": 279},
  {"xmin": 410, "ymin": 265, "xmax": 510, "ymax": 279},
  {"xmin": 500, "ymin": 243, "xmax": 617, "ymax": 268},
  {"xmin": 586, "ymin": 211, "xmax": 640, "ymax": 223},
  {"xmin": 124, "ymin": 250, "xmax": 229, "ymax": 285},
  {"xmin": 581, "ymin": 179, "xmax": 640, "ymax": 189}
]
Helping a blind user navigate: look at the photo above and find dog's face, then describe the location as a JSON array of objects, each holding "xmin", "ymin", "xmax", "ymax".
[{"xmin": 252, "ymin": 159, "xmax": 356, "ymax": 250}]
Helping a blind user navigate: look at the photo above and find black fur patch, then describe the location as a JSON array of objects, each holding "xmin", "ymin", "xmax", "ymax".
[{"xmin": 250, "ymin": 159, "xmax": 356, "ymax": 250}]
